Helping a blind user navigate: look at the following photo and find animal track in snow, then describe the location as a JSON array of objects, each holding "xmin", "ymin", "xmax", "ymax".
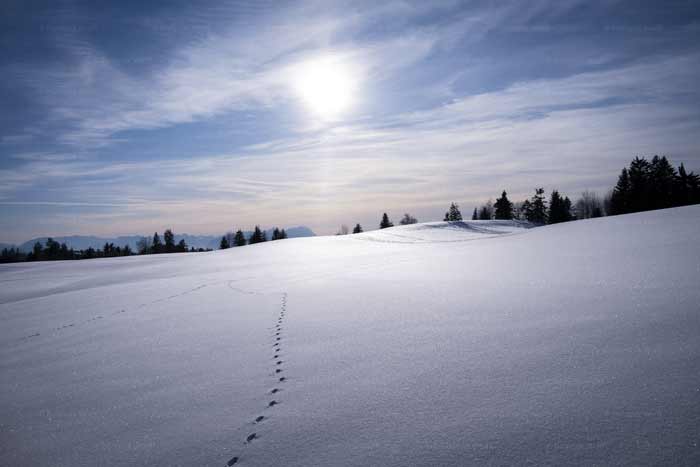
[{"xmin": 224, "ymin": 291, "xmax": 289, "ymax": 466}]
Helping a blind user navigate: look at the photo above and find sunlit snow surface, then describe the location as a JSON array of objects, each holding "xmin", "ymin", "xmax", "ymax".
[{"xmin": 1, "ymin": 209, "xmax": 699, "ymax": 466}]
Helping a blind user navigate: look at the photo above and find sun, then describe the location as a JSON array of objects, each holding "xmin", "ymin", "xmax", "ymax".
[{"xmin": 292, "ymin": 55, "xmax": 357, "ymax": 120}]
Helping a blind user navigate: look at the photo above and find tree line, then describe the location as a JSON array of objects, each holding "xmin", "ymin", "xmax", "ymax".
[
  {"xmin": 348, "ymin": 155, "xmax": 698, "ymax": 232},
  {"xmin": 3, "ymin": 155, "xmax": 697, "ymax": 262},
  {"xmin": 218, "ymin": 226, "xmax": 288, "ymax": 249},
  {"xmin": 137, "ymin": 229, "xmax": 194, "ymax": 254},
  {"xmin": 1, "ymin": 238, "xmax": 134, "ymax": 263},
  {"xmin": 608, "ymin": 156, "xmax": 699, "ymax": 215},
  {"xmin": 1, "ymin": 224, "xmax": 295, "ymax": 263}
]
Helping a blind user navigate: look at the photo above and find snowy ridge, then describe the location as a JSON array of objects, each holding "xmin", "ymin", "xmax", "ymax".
[
  {"xmin": 1, "ymin": 206, "xmax": 699, "ymax": 466},
  {"xmin": 354, "ymin": 219, "xmax": 533, "ymax": 243}
]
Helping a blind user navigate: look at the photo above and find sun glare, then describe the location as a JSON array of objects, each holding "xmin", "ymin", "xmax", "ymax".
[{"xmin": 292, "ymin": 55, "xmax": 357, "ymax": 120}]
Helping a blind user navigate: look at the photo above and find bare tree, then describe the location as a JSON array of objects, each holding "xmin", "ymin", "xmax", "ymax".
[
  {"xmin": 575, "ymin": 190, "xmax": 604, "ymax": 219},
  {"xmin": 136, "ymin": 236, "xmax": 152, "ymax": 255},
  {"xmin": 336, "ymin": 224, "xmax": 350, "ymax": 235}
]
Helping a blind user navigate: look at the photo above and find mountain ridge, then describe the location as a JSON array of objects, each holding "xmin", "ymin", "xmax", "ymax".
[{"xmin": 7, "ymin": 226, "xmax": 315, "ymax": 252}]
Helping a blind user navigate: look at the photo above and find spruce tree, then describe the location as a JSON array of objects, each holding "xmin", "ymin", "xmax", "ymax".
[
  {"xmin": 380, "ymin": 213, "xmax": 393, "ymax": 229},
  {"xmin": 164, "ymin": 229, "xmax": 176, "ymax": 253},
  {"xmin": 271, "ymin": 228, "xmax": 281, "ymax": 240},
  {"xmin": 177, "ymin": 239, "xmax": 187, "ymax": 252},
  {"xmin": 520, "ymin": 200, "xmax": 532, "ymax": 220},
  {"xmin": 152, "ymin": 232, "xmax": 163, "ymax": 254},
  {"xmin": 649, "ymin": 155, "xmax": 677, "ymax": 210},
  {"xmin": 494, "ymin": 191, "xmax": 513, "ymax": 220},
  {"xmin": 548, "ymin": 191, "xmax": 574, "ymax": 223},
  {"xmin": 526, "ymin": 188, "xmax": 547, "ymax": 224},
  {"xmin": 28, "ymin": 242, "xmax": 43, "ymax": 261},
  {"xmin": 220, "ymin": 236, "xmax": 230, "ymax": 249},
  {"xmin": 628, "ymin": 156, "xmax": 651, "ymax": 212},
  {"xmin": 234, "ymin": 230, "xmax": 247, "ymax": 246},
  {"xmin": 610, "ymin": 168, "xmax": 631, "ymax": 215},
  {"xmin": 60, "ymin": 243, "xmax": 70, "ymax": 260},
  {"xmin": 674, "ymin": 163, "xmax": 700, "ymax": 206},
  {"xmin": 353, "ymin": 223, "xmax": 363, "ymax": 234},
  {"xmin": 46, "ymin": 238, "xmax": 60, "ymax": 260},
  {"xmin": 249, "ymin": 226, "xmax": 265, "ymax": 244},
  {"xmin": 675, "ymin": 163, "xmax": 690, "ymax": 206},
  {"xmin": 478, "ymin": 206, "xmax": 490, "ymax": 220},
  {"xmin": 472, "ymin": 208, "xmax": 478, "ymax": 220},
  {"xmin": 448, "ymin": 203, "xmax": 462, "ymax": 221}
]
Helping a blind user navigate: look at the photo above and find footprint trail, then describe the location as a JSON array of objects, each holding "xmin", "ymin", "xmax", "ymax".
[{"xmin": 225, "ymin": 292, "xmax": 289, "ymax": 465}]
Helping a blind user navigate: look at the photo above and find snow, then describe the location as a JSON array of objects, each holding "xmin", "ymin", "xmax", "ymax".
[{"xmin": 1, "ymin": 207, "xmax": 699, "ymax": 466}]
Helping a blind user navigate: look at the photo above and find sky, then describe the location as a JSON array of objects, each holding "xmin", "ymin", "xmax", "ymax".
[{"xmin": 1, "ymin": 0, "xmax": 699, "ymax": 243}]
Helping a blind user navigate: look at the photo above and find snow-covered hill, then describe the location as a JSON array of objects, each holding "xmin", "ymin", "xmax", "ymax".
[{"xmin": 1, "ymin": 208, "xmax": 699, "ymax": 466}]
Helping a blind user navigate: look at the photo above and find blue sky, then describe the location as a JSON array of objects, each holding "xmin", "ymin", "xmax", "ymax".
[{"xmin": 1, "ymin": 0, "xmax": 699, "ymax": 242}]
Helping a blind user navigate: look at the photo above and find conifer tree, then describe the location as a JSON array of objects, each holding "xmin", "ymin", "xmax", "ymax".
[
  {"xmin": 176, "ymin": 239, "xmax": 187, "ymax": 252},
  {"xmin": 649, "ymin": 155, "xmax": 677, "ymax": 210},
  {"xmin": 271, "ymin": 227, "xmax": 282, "ymax": 240},
  {"xmin": 234, "ymin": 230, "xmax": 247, "ymax": 246},
  {"xmin": 280, "ymin": 229, "xmax": 288, "ymax": 239},
  {"xmin": 249, "ymin": 226, "xmax": 265, "ymax": 244},
  {"xmin": 164, "ymin": 229, "xmax": 176, "ymax": 253},
  {"xmin": 526, "ymin": 188, "xmax": 547, "ymax": 224},
  {"xmin": 447, "ymin": 203, "xmax": 462, "ymax": 221},
  {"xmin": 472, "ymin": 208, "xmax": 478, "ymax": 220},
  {"xmin": 628, "ymin": 156, "xmax": 651, "ymax": 212},
  {"xmin": 84, "ymin": 247, "xmax": 96, "ymax": 259},
  {"xmin": 675, "ymin": 163, "xmax": 690, "ymax": 206},
  {"xmin": 152, "ymin": 232, "xmax": 163, "ymax": 254},
  {"xmin": 494, "ymin": 191, "xmax": 513, "ymax": 220},
  {"xmin": 380, "ymin": 213, "xmax": 393, "ymax": 229},
  {"xmin": 609, "ymin": 168, "xmax": 631, "ymax": 215},
  {"xmin": 46, "ymin": 238, "xmax": 60, "ymax": 259},
  {"xmin": 220, "ymin": 236, "xmax": 230, "ymax": 249},
  {"xmin": 548, "ymin": 190, "xmax": 573, "ymax": 224},
  {"xmin": 353, "ymin": 223, "xmax": 363, "ymax": 234},
  {"xmin": 520, "ymin": 199, "xmax": 532, "ymax": 220},
  {"xmin": 60, "ymin": 243, "xmax": 70, "ymax": 260}
]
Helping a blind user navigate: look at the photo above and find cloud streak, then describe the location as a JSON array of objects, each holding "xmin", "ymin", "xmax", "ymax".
[{"xmin": 1, "ymin": 0, "xmax": 699, "ymax": 242}]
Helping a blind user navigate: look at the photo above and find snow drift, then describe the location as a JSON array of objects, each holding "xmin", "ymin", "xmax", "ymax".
[{"xmin": 1, "ymin": 207, "xmax": 699, "ymax": 466}]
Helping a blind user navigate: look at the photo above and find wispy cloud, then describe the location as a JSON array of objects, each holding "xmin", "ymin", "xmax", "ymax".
[{"xmin": 2, "ymin": 0, "xmax": 699, "ymax": 242}]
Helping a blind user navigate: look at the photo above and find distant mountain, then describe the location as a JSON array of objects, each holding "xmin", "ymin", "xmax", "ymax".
[{"xmin": 15, "ymin": 226, "xmax": 316, "ymax": 252}]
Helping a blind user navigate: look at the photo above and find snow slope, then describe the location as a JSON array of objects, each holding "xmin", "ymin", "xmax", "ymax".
[{"xmin": 1, "ymin": 208, "xmax": 699, "ymax": 466}]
